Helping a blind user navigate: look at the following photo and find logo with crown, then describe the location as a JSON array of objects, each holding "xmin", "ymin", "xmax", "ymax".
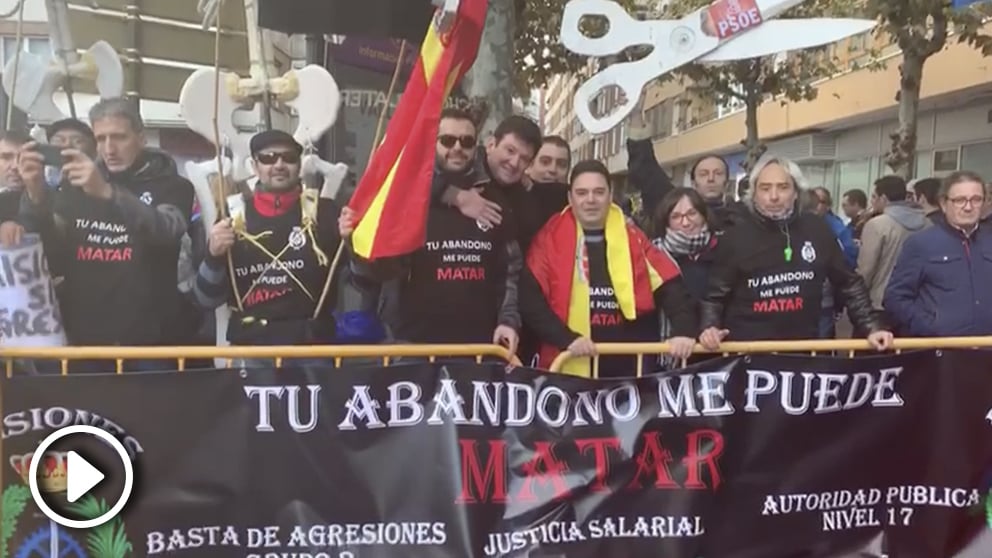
[
  {"xmin": 9, "ymin": 450, "xmax": 70, "ymax": 494},
  {"xmin": 3, "ymin": 448, "xmax": 135, "ymax": 557}
]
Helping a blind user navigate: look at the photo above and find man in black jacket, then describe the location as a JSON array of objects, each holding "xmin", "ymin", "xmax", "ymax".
[
  {"xmin": 18, "ymin": 98, "xmax": 194, "ymax": 370},
  {"xmin": 344, "ymin": 108, "xmax": 522, "ymax": 353},
  {"xmin": 698, "ymin": 154, "xmax": 894, "ymax": 351},
  {"xmin": 625, "ymin": 93, "xmax": 745, "ymax": 234}
]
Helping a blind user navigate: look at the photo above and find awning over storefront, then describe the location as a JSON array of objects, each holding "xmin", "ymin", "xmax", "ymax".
[{"xmin": 257, "ymin": 0, "xmax": 435, "ymax": 43}]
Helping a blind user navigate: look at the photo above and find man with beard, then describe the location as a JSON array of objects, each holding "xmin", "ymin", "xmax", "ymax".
[
  {"xmin": 698, "ymin": 154, "xmax": 893, "ymax": 349},
  {"xmin": 17, "ymin": 98, "xmax": 194, "ymax": 371},
  {"xmin": 432, "ymin": 114, "xmax": 546, "ymax": 251},
  {"xmin": 193, "ymin": 130, "xmax": 342, "ymax": 357},
  {"xmin": 342, "ymin": 108, "xmax": 522, "ymax": 352}
]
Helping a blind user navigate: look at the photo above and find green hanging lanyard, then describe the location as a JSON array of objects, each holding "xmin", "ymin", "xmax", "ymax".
[{"xmin": 783, "ymin": 226, "xmax": 792, "ymax": 262}]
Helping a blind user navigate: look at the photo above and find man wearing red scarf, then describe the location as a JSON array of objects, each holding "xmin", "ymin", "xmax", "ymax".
[{"xmin": 191, "ymin": 130, "xmax": 343, "ymax": 352}]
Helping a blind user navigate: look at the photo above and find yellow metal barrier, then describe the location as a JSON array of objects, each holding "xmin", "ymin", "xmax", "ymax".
[
  {"xmin": 548, "ymin": 337, "xmax": 992, "ymax": 377},
  {"xmin": 0, "ymin": 344, "xmax": 518, "ymax": 376}
]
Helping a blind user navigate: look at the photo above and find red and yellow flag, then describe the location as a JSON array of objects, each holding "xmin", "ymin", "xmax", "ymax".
[
  {"xmin": 528, "ymin": 205, "xmax": 683, "ymax": 377},
  {"xmin": 348, "ymin": 0, "xmax": 488, "ymax": 260}
]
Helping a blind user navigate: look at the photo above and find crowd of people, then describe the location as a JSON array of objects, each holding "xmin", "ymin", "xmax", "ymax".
[{"xmin": 0, "ymin": 95, "xmax": 988, "ymax": 376}]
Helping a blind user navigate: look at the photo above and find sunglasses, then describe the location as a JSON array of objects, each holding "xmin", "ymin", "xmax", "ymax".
[
  {"xmin": 256, "ymin": 151, "xmax": 300, "ymax": 165},
  {"xmin": 437, "ymin": 135, "xmax": 476, "ymax": 149}
]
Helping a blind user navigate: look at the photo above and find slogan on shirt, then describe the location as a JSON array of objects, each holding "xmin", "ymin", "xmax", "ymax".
[
  {"xmin": 75, "ymin": 218, "xmax": 133, "ymax": 262},
  {"xmin": 234, "ymin": 259, "xmax": 307, "ymax": 307},
  {"xmin": 591, "ymin": 286, "xmax": 622, "ymax": 326},
  {"xmin": 747, "ymin": 270, "xmax": 815, "ymax": 313},
  {"xmin": 427, "ymin": 239, "xmax": 492, "ymax": 281}
]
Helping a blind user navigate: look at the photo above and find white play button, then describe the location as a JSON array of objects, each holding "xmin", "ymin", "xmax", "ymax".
[
  {"xmin": 66, "ymin": 450, "xmax": 106, "ymax": 503},
  {"xmin": 29, "ymin": 424, "xmax": 135, "ymax": 529}
]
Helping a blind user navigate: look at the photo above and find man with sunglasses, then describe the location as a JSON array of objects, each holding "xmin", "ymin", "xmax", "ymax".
[
  {"xmin": 192, "ymin": 130, "xmax": 342, "ymax": 355},
  {"xmin": 343, "ymin": 108, "xmax": 522, "ymax": 354},
  {"xmin": 432, "ymin": 114, "xmax": 546, "ymax": 252}
]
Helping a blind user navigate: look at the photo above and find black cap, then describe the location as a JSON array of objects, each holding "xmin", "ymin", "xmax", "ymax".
[
  {"xmin": 47, "ymin": 118, "xmax": 95, "ymax": 142},
  {"xmin": 249, "ymin": 130, "xmax": 303, "ymax": 156}
]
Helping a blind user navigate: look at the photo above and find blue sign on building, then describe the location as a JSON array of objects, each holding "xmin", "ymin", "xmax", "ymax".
[{"xmin": 953, "ymin": 0, "xmax": 986, "ymax": 7}]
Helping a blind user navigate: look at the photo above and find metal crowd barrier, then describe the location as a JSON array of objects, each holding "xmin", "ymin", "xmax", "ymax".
[
  {"xmin": 549, "ymin": 336, "xmax": 992, "ymax": 377},
  {"xmin": 0, "ymin": 344, "xmax": 518, "ymax": 376}
]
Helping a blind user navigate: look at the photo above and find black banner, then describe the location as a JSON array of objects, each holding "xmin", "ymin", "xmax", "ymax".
[{"xmin": 3, "ymin": 350, "xmax": 992, "ymax": 557}]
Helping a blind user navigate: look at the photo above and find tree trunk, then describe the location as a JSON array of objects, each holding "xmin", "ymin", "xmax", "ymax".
[
  {"xmin": 462, "ymin": 0, "xmax": 515, "ymax": 137},
  {"xmin": 742, "ymin": 93, "xmax": 765, "ymax": 173},
  {"xmin": 887, "ymin": 53, "xmax": 924, "ymax": 180}
]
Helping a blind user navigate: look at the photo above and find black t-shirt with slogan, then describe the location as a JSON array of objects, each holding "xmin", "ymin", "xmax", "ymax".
[
  {"xmin": 45, "ymin": 150, "xmax": 194, "ymax": 346},
  {"xmin": 584, "ymin": 230, "xmax": 659, "ymax": 378},
  {"xmin": 394, "ymin": 188, "xmax": 515, "ymax": 344},
  {"xmin": 703, "ymin": 211, "xmax": 855, "ymax": 340},
  {"xmin": 226, "ymin": 192, "xmax": 339, "ymax": 345}
]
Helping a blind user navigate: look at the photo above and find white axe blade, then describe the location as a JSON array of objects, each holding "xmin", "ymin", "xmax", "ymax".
[
  {"xmin": 286, "ymin": 65, "xmax": 342, "ymax": 148},
  {"xmin": 185, "ymin": 157, "xmax": 234, "ymax": 366},
  {"xmin": 86, "ymin": 40, "xmax": 124, "ymax": 98},
  {"xmin": 179, "ymin": 67, "xmax": 255, "ymax": 181},
  {"xmin": 698, "ymin": 19, "xmax": 878, "ymax": 63},
  {"xmin": 3, "ymin": 51, "xmax": 63, "ymax": 122},
  {"xmin": 2, "ymin": 41, "xmax": 124, "ymax": 122},
  {"xmin": 301, "ymin": 154, "xmax": 348, "ymax": 200}
]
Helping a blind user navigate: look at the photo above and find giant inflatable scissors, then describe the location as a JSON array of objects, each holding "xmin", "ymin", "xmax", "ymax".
[{"xmin": 561, "ymin": 0, "xmax": 878, "ymax": 134}]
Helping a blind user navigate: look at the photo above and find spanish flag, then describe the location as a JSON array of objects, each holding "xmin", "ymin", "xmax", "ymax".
[
  {"xmin": 349, "ymin": 0, "xmax": 488, "ymax": 260},
  {"xmin": 527, "ymin": 205, "xmax": 682, "ymax": 377}
]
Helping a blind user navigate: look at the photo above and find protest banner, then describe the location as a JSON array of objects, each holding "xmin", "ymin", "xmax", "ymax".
[
  {"xmin": 2, "ymin": 351, "xmax": 992, "ymax": 557},
  {"xmin": 0, "ymin": 233, "xmax": 65, "ymax": 348}
]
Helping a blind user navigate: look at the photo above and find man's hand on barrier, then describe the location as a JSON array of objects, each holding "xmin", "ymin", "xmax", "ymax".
[
  {"xmin": 208, "ymin": 218, "xmax": 236, "ymax": 257},
  {"xmin": 568, "ymin": 336, "xmax": 597, "ymax": 358},
  {"xmin": 62, "ymin": 148, "xmax": 112, "ymax": 199},
  {"xmin": 338, "ymin": 206, "xmax": 356, "ymax": 238},
  {"xmin": 493, "ymin": 325, "xmax": 519, "ymax": 357},
  {"xmin": 455, "ymin": 188, "xmax": 502, "ymax": 228},
  {"xmin": 0, "ymin": 220, "xmax": 24, "ymax": 247},
  {"xmin": 667, "ymin": 336, "xmax": 695, "ymax": 361},
  {"xmin": 867, "ymin": 330, "xmax": 894, "ymax": 351},
  {"xmin": 699, "ymin": 327, "xmax": 730, "ymax": 351},
  {"xmin": 17, "ymin": 142, "xmax": 46, "ymax": 201}
]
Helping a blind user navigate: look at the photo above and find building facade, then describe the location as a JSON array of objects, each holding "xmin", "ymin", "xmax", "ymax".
[
  {"xmin": 0, "ymin": 0, "xmax": 301, "ymax": 166},
  {"xmin": 543, "ymin": 22, "xmax": 992, "ymax": 206}
]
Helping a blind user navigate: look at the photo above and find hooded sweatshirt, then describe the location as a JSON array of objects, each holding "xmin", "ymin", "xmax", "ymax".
[
  {"xmin": 857, "ymin": 201, "xmax": 931, "ymax": 309},
  {"xmin": 20, "ymin": 149, "xmax": 194, "ymax": 345}
]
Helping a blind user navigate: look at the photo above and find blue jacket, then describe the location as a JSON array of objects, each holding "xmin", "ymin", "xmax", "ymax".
[
  {"xmin": 883, "ymin": 220, "xmax": 992, "ymax": 336},
  {"xmin": 825, "ymin": 211, "xmax": 858, "ymax": 268}
]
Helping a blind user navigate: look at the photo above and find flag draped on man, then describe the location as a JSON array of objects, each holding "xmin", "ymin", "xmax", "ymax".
[
  {"xmin": 527, "ymin": 205, "xmax": 683, "ymax": 377},
  {"xmin": 348, "ymin": 0, "xmax": 488, "ymax": 260}
]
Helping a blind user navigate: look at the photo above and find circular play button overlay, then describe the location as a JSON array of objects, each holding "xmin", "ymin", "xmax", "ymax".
[{"xmin": 26, "ymin": 424, "xmax": 135, "ymax": 529}]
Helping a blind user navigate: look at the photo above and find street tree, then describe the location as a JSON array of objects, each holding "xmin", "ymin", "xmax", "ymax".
[
  {"xmin": 660, "ymin": 0, "xmax": 862, "ymax": 171},
  {"xmin": 865, "ymin": 0, "xmax": 992, "ymax": 178},
  {"xmin": 465, "ymin": 0, "xmax": 637, "ymax": 134}
]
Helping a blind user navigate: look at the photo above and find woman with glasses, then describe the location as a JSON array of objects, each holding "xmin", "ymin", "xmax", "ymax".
[
  {"xmin": 884, "ymin": 171, "xmax": 992, "ymax": 337},
  {"xmin": 651, "ymin": 187, "xmax": 719, "ymax": 367}
]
